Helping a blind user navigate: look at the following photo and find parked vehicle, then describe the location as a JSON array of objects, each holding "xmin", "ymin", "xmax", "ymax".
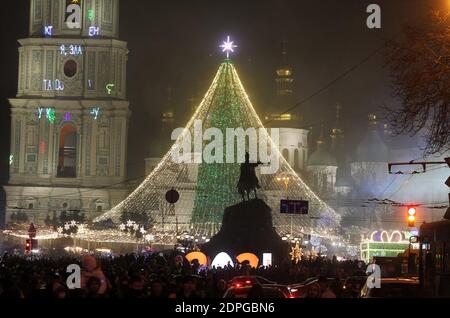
[{"xmin": 360, "ymin": 277, "xmax": 424, "ymax": 298}]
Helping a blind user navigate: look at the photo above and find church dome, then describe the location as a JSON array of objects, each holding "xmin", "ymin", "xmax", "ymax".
[
  {"xmin": 308, "ymin": 140, "xmax": 337, "ymax": 167},
  {"xmin": 355, "ymin": 114, "xmax": 389, "ymax": 162},
  {"xmin": 335, "ymin": 164, "xmax": 354, "ymax": 187}
]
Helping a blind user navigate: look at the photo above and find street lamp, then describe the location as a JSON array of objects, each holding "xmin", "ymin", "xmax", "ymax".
[{"xmin": 276, "ymin": 175, "xmax": 290, "ymax": 199}]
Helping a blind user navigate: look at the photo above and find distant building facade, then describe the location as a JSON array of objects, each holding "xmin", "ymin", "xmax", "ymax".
[{"xmin": 4, "ymin": 0, "xmax": 130, "ymax": 224}]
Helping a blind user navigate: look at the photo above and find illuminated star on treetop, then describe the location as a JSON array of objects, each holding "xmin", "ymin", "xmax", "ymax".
[{"xmin": 220, "ymin": 36, "xmax": 237, "ymax": 59}]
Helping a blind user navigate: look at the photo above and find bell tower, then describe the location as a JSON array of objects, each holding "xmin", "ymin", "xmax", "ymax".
[{"xmin": 4, "ymin": 0, "xmax": 130, "ymax": 224}]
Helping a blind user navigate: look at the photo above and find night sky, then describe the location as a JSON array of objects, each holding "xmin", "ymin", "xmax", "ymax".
[{"xmin": 0, "ymin": 0, "xmax": 442, "ymax": 183}]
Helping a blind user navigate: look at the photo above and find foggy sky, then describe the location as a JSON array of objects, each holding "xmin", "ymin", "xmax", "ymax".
[{"xmin": 0, "ymin": 0, "xmax": 439, "ymax": 182}]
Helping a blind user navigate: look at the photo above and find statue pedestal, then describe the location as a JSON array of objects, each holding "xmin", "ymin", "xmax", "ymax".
[{"xmin": 202, "ymin": 199, "xmax": 289, "ymax": 265}]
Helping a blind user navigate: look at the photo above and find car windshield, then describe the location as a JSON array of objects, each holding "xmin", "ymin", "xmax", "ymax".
[{"xmin": 369, "ymin": 283, "xmax": 421, "ymax": 298}]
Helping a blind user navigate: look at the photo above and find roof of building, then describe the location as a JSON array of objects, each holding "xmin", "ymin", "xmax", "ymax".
[
  {"xmin": 354, "ymin": 114, "xmax": 389, "ymax": 162},
  {"xmin": 308, "ymin": 141, "xmax": 337, "ymax": 167}
]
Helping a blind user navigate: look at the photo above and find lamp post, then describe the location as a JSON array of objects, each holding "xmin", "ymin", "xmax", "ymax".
[
  {"xmin": 276, "ymin": 175, "xmax": 290, "ymax": 199},
  {"xmin": 276, "ymin": 173, "xmax": 293, "ymax": 235}
]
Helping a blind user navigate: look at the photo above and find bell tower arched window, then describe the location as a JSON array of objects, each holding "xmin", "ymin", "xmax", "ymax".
[{"xmin": 57, "ymin": 124, "xmax": 77, "ymax": 178}]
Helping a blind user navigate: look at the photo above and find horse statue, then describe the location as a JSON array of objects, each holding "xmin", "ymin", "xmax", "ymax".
[{"xmin": 237, "ymin": 152, "xmax": 264, "ymax": 201}]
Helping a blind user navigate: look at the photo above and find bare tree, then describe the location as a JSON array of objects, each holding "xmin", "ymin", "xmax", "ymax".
[{"xmin": 384, "ymin": 10, "xmax": 450, "ymax": 155}]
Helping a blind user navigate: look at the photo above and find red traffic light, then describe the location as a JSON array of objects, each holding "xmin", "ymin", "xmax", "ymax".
[
  {"xmin": 408, "ymin": 207, "xmax": 416, "ymax": 216},
  {"xmin": 25, "ymin": 239, "xmax": 32, "ymax": 252}
]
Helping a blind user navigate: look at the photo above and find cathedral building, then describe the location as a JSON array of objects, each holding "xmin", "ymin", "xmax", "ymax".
[
  {"xmin": 4, "ymin": 0, "xmax": 130, "ymax": 224},
  {"xmin": 265, "ymin": 42, "xmax": 309, "ymax": 173}
]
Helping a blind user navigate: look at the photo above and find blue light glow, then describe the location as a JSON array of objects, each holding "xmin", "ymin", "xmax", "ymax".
[
  {"xmin": 44, "ymin": 26, "xmax": 53, "ymax": 37},
  {"xmin": 89, "ymin": 26, "xmax": 100, "ymax": 36},
  {"xmin": 44, "ymin": 79, "xmax": 64, "ymax": 91},
  {"xmin": 60, "ymin": 44, "xmax": 83, "ymax": 56},
  {"xmin": 90, "ymin": 107, "xmax": 100, "ymax": 120}
]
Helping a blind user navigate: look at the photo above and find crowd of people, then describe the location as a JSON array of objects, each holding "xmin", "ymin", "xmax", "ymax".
[{"xmin": 0, "ymin": 251, "xmax": 366, "ymax": 299}]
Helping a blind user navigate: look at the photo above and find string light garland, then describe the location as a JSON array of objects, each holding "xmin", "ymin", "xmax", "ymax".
[
  {"xmin": 290, "ymin": 242, "xmax": 302, "ymax": 264},
  {"xmin": 94, "ymin": 60, "xmax": 342, "ymax": 242}
]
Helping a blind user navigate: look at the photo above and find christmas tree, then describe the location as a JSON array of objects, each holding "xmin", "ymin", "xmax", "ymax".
[{"xmin": 95, "ymin": 51, "xmax": 341, "ymax": 240}]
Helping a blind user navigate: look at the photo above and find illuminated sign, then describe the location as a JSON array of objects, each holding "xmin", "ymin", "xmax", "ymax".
[
  {"xmin": 236, "ymin": 253, "xmax": 259, "ymax": 268},
  {"xmin": 46, "ymin": 108, "xmax": 56, "ymax": 124},
  {"xmin": 211, "ymin": 252, "xmax": 234, "ymax": 268},
  {"xmin": 90, "ymin": 107, "xmax": 100, "ymax": 120},
  {"xmin": 87, "ymin": 9, "xmax": 95, "ymax": 22},
  {"xmin": 89, "ymin": 26, "xmax": 100, "ymax": 36},
  {"xmin": 106, "ymin": 84, "xmax": 115, "ymax": 95},
  {"xmin": 44, "ymin": 26, "xmax": 53, "ymax": 36},
  {"xmin": 59, "ymin": 45, "xmax": 83, "ymax": 56},
  {"xmin": 360, "ymin": 230, "xmax": 411, "ymax": 263},
  {"xmin": 37, "ymin": 107, "xmax": 56, "ymax": 124},
  {"xmin": 263, "ymin": 253, "xmax": 272, "ymax": 266},
  {"xmin": 369, "ymin": 230, "xmax": 407, "ymax": 243},
  {"xmin": 280, "ymin": 199, "xmax": 308, "ymax": 214},
  {"xmin": 43, "ymin": 79, "xmax": 64, "ymax": 91},
  {"xmin": 185, "ymin": 252, "xmax": 208, "ymax": 266},
  {"xmin": 65, "ymin": 0, "xmax": 82, "ymax": 29}
]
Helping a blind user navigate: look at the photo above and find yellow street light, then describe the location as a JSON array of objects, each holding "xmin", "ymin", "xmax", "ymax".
[{"xmin": 276, "ymin": 175, "xmax": 290, "ymax": 199}]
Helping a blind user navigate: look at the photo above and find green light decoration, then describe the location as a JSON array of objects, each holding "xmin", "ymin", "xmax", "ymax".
[
  {"xmin": 106, "ymin": 83, "xmax": 115, "ymax": 95},
  {"xmin": 88, "ymin": 9, "xmax": 95, "ymax": 22},
  {"xmin": 47, "ymin": 108, "xmax": 56, "ymax": 124},
  {"xmin": 191, "ymin": 63, "xmax": 249, "ymax": 227}
]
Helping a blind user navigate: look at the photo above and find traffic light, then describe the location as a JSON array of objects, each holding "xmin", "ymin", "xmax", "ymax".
[
  {"xmin": 25, "ymin": 239, "xmax": 31, "ymax": 253},
  {"xmin": 407, "ymin": 207, "xmax": 416, "ymax": 227}
]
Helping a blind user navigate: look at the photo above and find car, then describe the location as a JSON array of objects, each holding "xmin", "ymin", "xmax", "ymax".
[
  {"xmin": 286, "ymin": 284, "xmax": 309, "ymax": 298},
  {"xmin": 287, "ymin": 277, "xmax": 338, "ymax": 298},
  {"xmin": 223, "ymin": 284, "xmax": 294, "ymax": 298},
  {"xmin": 360, "ymin": 277, "xmax": 424, "ymax": 298},
  {"xmin": 228, "ymin": 276, "xmax": 277, "ymax": 288},
  {"xmin": 342, "ymin": 275, "xmax": 368, "ymax": 298}
]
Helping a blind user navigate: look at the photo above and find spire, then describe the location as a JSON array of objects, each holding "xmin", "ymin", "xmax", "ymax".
[
  {"xmin": 307, "ymin": 124, "xmax": 337, "ymax": 167},
  {"xmin": 281, "ymin": 40, "xmax": 288, "ymax": 65},
  {"xmin": 161, "ymin": 86, "xmax": 175, "ymax": 127},
  {"xmin": 317, "ymin": 124, "xmax": 325, "ymax": 149},
  {"xmin": 368, "ymin": 113, "xmax": 378, "ymax": 131},
  {"xmin": 276, "ymin": 41, "xmax": 293, "ymax": 96},
  {"xmin": 331, "ymin": 104, "xmax": 344, "ymax": 152},
  {"xmin": 160, "ymin": 86, "xmax": 175, "ymax": 154}
]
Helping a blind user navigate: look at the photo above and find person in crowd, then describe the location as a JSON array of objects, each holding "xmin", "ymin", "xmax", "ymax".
[
  {"xmin": 317, "ymin": 276, "xmax": 337, "ymax": 298},
  {"xmin": 305, "ymin": 283, "xmax": 321, "ymax": 298},
  {"xmin": 0, "ymin": 251, "xmax": 366, "ymax": 299},
  {"xmin": 150, "ymin": 279, "xmax": 165, "ymax": 298},
  {"xmin": 127, "ymin": 275, "xmax": 147, "ymax": 298},
  {"xmin": 80, "ymin": 255, "xmax": 108, "ymax": 296},
  {"xmin": 215, "ymin": 279, "xmax": 228, "ymax": 298},
  {"xmin": 177, "ymin": 275, "xmax": 199, "ymax": 299},
  {"xmin": 84, "ymin": 276, "xmax": 103, "ymax": 298},
  {"xmin": 53, "ymin": 286, "xmax": 68, "ymax": 299}
]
